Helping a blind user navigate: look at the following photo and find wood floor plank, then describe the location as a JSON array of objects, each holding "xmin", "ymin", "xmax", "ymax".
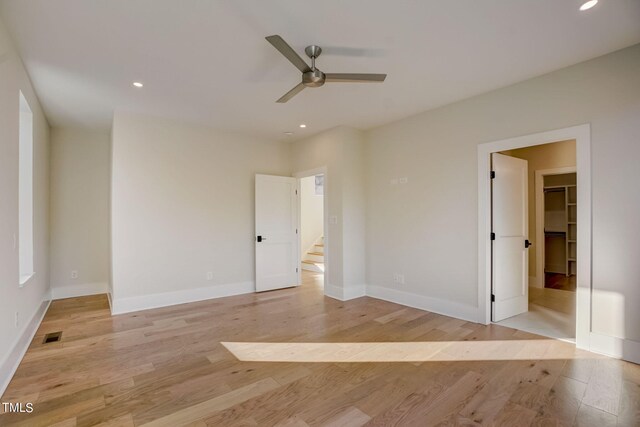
[
  {"xmin": 582, "ymin": 359, "xmax": 623, "ymax": 415},
  {"xmin": 321, "ymin": 406, "xmax": 370, "ymax": 427},
  {"xmin": 573, "ymin": 403, "xmax": 617, "ymax": 426},
  {"xmin": 139, "ymin": 377, "xmax": 280, "ymax": 426},
  {"xmin": 0, "ymin": 271, "xmax": 637, "ymax": 426},
  {"xmin": 491, "ymin": 401, "xmax": 537, "ymax": 427},
  {"xmin": 616, "ymin": 379, "xmax": 640, "ymax": 427}
]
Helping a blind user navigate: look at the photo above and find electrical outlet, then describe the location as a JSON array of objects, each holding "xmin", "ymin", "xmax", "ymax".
[
  {"xmin": 15, "ymin": 312, "xmax": 19, "ymax": 328},
  {"xmin": 71, "ymin": 270, "xmax": 78, "ymax": 279},
  {"xmin": 393, "ymin": 273, "xmax": 405, "ymax": 285},
  {"xmin": 330, "ymin": 215, "xmax": 338, "ymax": 225},
  {"xmin": 399, "ymin": 177, "xmax": 408, "ymax": 184},
  {"xmin": 206, "ymin": 272, "xmax": 213, "ymax": 280}
]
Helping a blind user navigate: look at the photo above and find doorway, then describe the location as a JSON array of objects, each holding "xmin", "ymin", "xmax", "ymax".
[
  {"xmin": 492, "ymin": 142, "xmax": 577, "ymax": 341},
  {"xmin": 477, "ymin": 124, "xmax": 592, "ymax": 351},
  {"xmin": 295, "ymin": 167, "xmax": 328, "ymax": 291}
]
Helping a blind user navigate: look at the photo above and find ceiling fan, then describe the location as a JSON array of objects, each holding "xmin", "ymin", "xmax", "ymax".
[{"xmin": 266, "ymin": 35, "xmax": 387, "ymax": 103}]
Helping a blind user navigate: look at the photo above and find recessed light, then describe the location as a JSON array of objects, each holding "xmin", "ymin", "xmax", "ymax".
[
  {"xmin": 284, "ymin": 132, "xmax": 293, "ymax": 136},
  {"xmin": 579, "ymin": 0, "xmax": 597, "ymax": 11},
  {"xmin": 299, "ymin": 124, "xmax": 306, "ymax": 128},
  {"xmin": 132, "ymin": 82, "xmax": 144, "ymax": 88}
]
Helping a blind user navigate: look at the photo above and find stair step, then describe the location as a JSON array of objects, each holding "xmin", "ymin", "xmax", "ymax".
[
  {"xmin": 315, "ymin": 244, "xmax": 324, "ymax": 247},
  {"xmin": 301, "ymin": 260, "xmax": 324, "ymax": 273},
  {"xmin": 302, "ymin": 260, "xmax": 323, "ymax": 265},
  {"xmin": 305, "ymin": 253, "xmax": 324, "ymax": 262},
  {"xmin": 307, "ymin": 251, "xmax": 323, "ymax": 256}
]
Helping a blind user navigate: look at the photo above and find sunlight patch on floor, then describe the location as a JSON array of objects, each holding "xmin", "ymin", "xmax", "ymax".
[{"xmin": 221, "ymin": 340, "xmax": 604, "ymax": 363}]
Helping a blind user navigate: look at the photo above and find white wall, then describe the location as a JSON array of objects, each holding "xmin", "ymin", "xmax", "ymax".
[
  {"xmin": 50, "ymin": 128, "xmax": 111, "ymax": 299},
  {"xmin": 300, "ymin": 175, "xmax": 323, "ymax": 256},
  {"xmin": 110, "ymin": 111, "xmax": 291, "ymax": 313},
  {"xmin": 292, "ymin": 126, "xmax": 366, "ymax": 300},
  {"xmin": 0, "ymin": 18, "xmax": 50, "ymax": 393},
  {"xmin": 366, "ymin": 44, "xmax": 640, "ymax": 348}
]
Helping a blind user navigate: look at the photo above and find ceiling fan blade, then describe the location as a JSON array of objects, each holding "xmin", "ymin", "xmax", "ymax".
[
  {"xmin": 277, "ymin": 83, "xmax": 305, "ymax": 103},
  {"xmin": 325, "ymin": 73, "xmax": 387, "ymax": 83},
  {"xmin": 266, "ymin": 35, "xmax": 311, "ymax": 73}
]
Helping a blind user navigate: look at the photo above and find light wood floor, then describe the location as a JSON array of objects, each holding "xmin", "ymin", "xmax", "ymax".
[
  {"xmin": 1, "ymin": 271, "xmax": 638, "ymax": 426},
  {"xmin": 497, "ymin": 287, "xmax": 576, "ymax": 341}
]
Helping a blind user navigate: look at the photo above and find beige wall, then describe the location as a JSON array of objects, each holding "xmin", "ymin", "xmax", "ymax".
[
  {"xmin": 300, "ymin": 175, "xmax": 323, "ymax": 256},
  {"xmin": 0, "ymin": 18, "xmax": 50, "ymax": 391},
  {"xmin": 366, "ymin": 44, "xmax": 640, "ymax": 344},
  {"xmin": 292, "ymin": 126, "xmax": 367, "ymax": 299},
  {"xmin": 501, "ymin": 139, "xmax": 576, "ymax": 280},
  {"xmin": 110, "ymin": 112, "xmax": 291, "ymax": 310},
  {"xmin": 50, "ymin": 128, "xmax": 111, "ymax": 298}
]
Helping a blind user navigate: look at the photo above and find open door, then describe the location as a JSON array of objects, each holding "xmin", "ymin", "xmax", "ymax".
[
  {"xmin": 492, "ymin": 153, "xmax": 530, "ymax": 321},
  {"xmin": 255, "ymin": 174, "xmax": 299, "ymax": 292}
]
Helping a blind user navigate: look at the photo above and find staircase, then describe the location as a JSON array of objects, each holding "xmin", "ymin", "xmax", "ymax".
[{"xmin": 301, "ymin": 236, "xmax": 324, "ymax": 273}]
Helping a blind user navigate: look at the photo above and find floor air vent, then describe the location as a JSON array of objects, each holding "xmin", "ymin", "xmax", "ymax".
[{"xmin": 43, "ymin": 331, "xmax": 62, "ymax": 344}]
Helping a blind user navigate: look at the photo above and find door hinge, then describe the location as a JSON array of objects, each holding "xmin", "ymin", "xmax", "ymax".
[
  {"xmin": 296, "ymin": 228, "xmax": 298, "ymax": 234},
  {"xmin": 490, "ymin": 232, "xmax": 496, "ymax": 241},
  {"xmin": 490, "ymin": 171, "xmax": 496, "ymax": 179},
  {"xmin": 295, "ymin": 189, "xmax": 298, "ymax": 195},
  {"xmin": 491, "ymin": 294, "xmax": 495, "ymax": 302},
  {"xmin": 296, "ymin": 267, "xmax": 298, "ymax": 273}
]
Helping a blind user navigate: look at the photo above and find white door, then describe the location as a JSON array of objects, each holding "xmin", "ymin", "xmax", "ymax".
[
  {"xmin": 492, "ymin": 153, "xmax": 530, "ymax": 321},
  {"xmin": 255, "ymin": 174, "xmax": 299, "ymax": 292}
]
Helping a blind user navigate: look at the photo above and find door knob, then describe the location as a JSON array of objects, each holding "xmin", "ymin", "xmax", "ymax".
[
  {"xmin": 257, "ymin": 235, "xmax": 266, "ymax": 242},
  {"xmin": 525, "ymin": 240, "xmax": 533, "ymax": 248}
]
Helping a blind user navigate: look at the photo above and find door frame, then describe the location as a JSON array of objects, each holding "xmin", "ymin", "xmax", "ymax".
[
  {"xmin": 477, "ymin": 124, "xmax": 591, "ymax": 350},
  {"xmin": 534, "ymin": 166, "xmax": 577, "ymax": 288},
  {"xmin": 293, "ymin": 166, "xmax": 329, "ymax": 291}
]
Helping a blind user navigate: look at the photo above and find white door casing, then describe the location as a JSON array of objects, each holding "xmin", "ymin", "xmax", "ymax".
[
  {"xmin": 492, "ymin": 153, "xmax": 530, "ymax": 322},
  {"xmin": 255, "ymin": 174, "xmax": 299, "ymax": 292},
  {"xmin": 478, "ymin": 124, "xmax": 591, "ymax": 354}
]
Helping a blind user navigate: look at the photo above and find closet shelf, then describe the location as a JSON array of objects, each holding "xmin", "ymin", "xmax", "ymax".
[{"xmin": 543, "ymin": 177, "xmax": 577, "ymax": 278}]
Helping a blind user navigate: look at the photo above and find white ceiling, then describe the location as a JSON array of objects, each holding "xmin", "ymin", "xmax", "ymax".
[{"xmin": 1, "ymin": 0, "xmax": 639, "ymax": 141}]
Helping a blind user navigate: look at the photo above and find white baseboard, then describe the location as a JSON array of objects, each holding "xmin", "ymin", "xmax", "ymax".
[
  {"xmin": 366, "ymin": 285, "xmax": 480, "ymax": 323},
  {"xmin": 51, "ymin": 282, "xmax": 109, "ymax": 300},
  {"xmin": 0, "ymin": 298, "xmax": 50, "ymax": 397},
  {"xmin": 344, "ymin": 284, "xmax": 367, "ymax": 301},
  {"xmin": 110, "ymin": 281, "xmax": 255, "ymax": 315},
  {"xmin": 323, "ymin": 283, "xmax": 366, "ymax": 301},
  {"xmin": 589, "ymin": 332, "xmax": 640, "ymax": 365},
  {"xmin": 324, "ymin": 283, "xmax": 344, "ymax": 301}
]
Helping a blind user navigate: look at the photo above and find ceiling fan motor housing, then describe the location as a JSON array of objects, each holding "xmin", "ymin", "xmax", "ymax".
[{"xmin": 303, "ymin": 69, "xmax": 325, "ymax": 87}]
